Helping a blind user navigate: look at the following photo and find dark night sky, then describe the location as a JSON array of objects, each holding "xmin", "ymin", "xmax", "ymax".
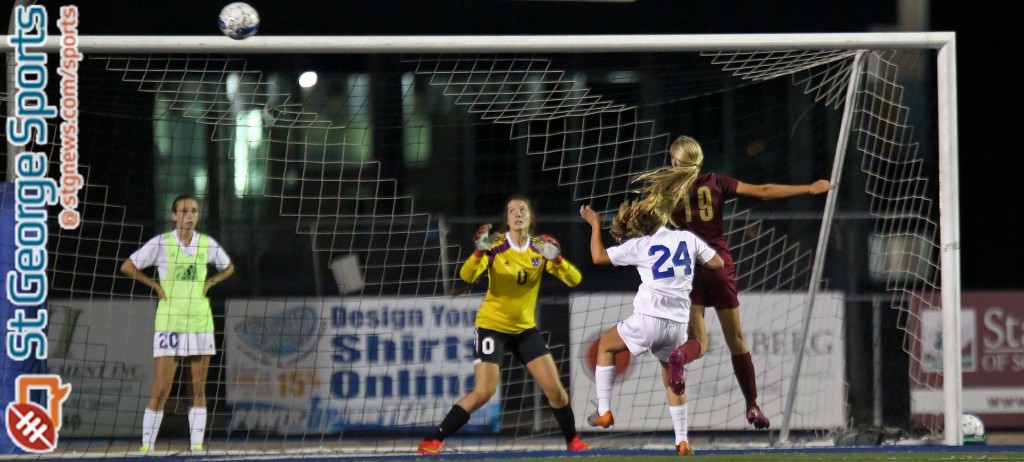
[{"xmin": 9, "ymin": 0, "xmax": 1019, "ymax": 289}]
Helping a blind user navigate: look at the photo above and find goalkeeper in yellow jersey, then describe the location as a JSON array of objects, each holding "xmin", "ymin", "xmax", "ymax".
[{"xmin": 418, "ymin": 194, "xmax": 590, "ymax": 454}]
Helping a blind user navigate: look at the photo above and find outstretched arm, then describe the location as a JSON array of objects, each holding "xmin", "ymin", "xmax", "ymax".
[
  {"xmin": 736, "ymin": 179, "xmax": 834, "ymax": 200},
  {"xmin": 579, "ymin": 205, "xmax": 611, "ymax": 265}
]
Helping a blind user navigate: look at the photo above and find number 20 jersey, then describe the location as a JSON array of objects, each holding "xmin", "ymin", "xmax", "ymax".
[{"xmin": 606, "ymin": 226, "xmax": 717, "ymax": 323}]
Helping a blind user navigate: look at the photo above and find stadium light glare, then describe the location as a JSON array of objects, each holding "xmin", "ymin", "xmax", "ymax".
[{"xmin": 298, "ymin": 71, "xmax": 318, "ymax": 88}]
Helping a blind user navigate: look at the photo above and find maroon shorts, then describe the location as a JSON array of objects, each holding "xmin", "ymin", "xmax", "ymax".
[{"xmin": 691, "ymin": 263, "xmax": 739, "ymax": 310}]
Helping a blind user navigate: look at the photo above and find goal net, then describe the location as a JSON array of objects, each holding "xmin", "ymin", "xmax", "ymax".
[{"xmin": 1, "ymin": 27, "xmax": 960, "ymax": 456}]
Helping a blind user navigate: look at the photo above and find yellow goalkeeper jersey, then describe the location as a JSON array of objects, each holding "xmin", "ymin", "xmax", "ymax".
[{"xmin": 459, "ymin": 233, "xmax": 582, "ymax": 334}]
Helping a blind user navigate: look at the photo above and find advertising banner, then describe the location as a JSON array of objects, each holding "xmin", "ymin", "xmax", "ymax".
[
  {"xmin": 569, "ymin": 292, "xmax": 845, "ymax": 431},
  {"xmin": 911, "ymin": 291, "xmax": 1024, "ymax": 429},
  {"xmin": 225, "ymin": 297, "xmax": 501, "ymax": 434},
  {"xmin": 45, "ymin": 299, "xmax": 153, "ymax": 437}
]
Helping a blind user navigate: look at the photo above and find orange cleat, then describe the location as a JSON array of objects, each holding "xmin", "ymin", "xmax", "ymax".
[
  {"xmin": 417, "ymin": 438, "xmax": 444, "ymax": 455},
  {"xmin": 746, "ymin": 405, "xmax": 771, "ymax": 429},
  {"xmin": 676, "ymin": 440, "xmax": 694, "ymax": 456},
  {"xmin": 567, "ymin": 434, "xmax": 590, "ymax": 451},
  {"xmin": 586, "ymin": 410, "xmax": 615, "ymax": 428}
]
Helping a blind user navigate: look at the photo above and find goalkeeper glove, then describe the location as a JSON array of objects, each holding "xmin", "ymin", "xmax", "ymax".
[
  {"xmin": 473, "ymin": 224, "xmax": 495, "ymax": 256},
  {"xmin": 533, "ymin": 234, "xmax": 562, "ymax": 263}
]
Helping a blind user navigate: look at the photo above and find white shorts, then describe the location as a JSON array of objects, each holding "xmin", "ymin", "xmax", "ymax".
[
  {"xmin": 153, "ymin": 332, "xmax": 216, "ymax": 357},
  {"xmin": 617, "ymin": 312, "xmax": 687, "ymax": 363}
]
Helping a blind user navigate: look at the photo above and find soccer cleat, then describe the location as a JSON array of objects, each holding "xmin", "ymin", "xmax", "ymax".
[
  {"xmin": 417, "ymin": 438, "xmax": 444, "ymax": 455},
  {"xmin": 746, "ymin": 405, "xmax": 771, "ymax": 429},
  {"xmin": 190, "ymin": 444, "xmax": 204, "ymax": 452},
  {"xmin": 586, "ymin": 410, "xmax": 614, "ymax": 428},
  {"xmin": 668, "ymin": 347, "xmax": 687, "ymax": 395},
  {"xmin": 567, "ymin": 434, "xmax": 590, "ymax": 451},
  {"xmin": 676, "ymin": 441, "xmax": 694, "ymax": 456},
  {"xmin": 138, "ymin": 444, "xmax": 150, "ymax": 454}
]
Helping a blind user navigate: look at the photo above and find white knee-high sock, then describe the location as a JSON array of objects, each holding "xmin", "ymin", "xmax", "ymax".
[
  {"xmin": 142, "ymin": 408, "xmax": 163, "ymax": 446},
  {"xmin": 595, "ymin": 365, "xmax": 615, "ymax": 414},
  {"xmin": 188, "ymin": 407, "xmax": 207, "ymax": 446},
  {"xmin": 669, "ymin": 404, "xmax": 688, "ymax": 445}
]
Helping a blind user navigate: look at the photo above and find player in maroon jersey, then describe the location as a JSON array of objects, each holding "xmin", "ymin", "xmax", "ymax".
[{"xmin": 637, "ymin": 135, "xmax": 833, "ymax": 429}]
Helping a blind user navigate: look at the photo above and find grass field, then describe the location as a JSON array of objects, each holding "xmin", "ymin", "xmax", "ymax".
[
  {"xmin": 29, "ymin": 446, "xmax": 1024, "ymax": 461},
  {"xmin": 465, "ymin": 450, "xmax": 1024, "ymax": 461},
  {"xmin": 42, "ymin": 438, "xmax": 1024, "ymax": 461},
  {"xmin": 487, "ymin": 454, "xmax": 1024, "ymax": 460},
  {"xmin": 360, "ymin": 444, "xmax": 1024, "ymax": 462}
]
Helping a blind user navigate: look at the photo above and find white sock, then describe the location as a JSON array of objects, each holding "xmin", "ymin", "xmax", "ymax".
[
  {"xmin": 669, "ymin": 404, "xmax": 688, "ymax": 445},
  {"xmin": 142, "ymin": 408, "xmax": 163, "ymax": 446},
  {"xmin": 188, "ymin": 407, "xmax": 207, "ymax": 446},
  {"xmin": 595, "ymin": 365, "xmax": 615, "ymax": 414}
]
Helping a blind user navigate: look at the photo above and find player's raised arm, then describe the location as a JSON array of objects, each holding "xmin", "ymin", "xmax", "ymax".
[
  {"xmin": 458, "ymin": 224, "xmax": 493, "ymax": 283},
  {"xmin": 579, "ymin": 205, "xmax": 611, "ymax": 265},
  {"xmin": 533, "ymin": 234, "xmax": 583, "ymax": 287}
]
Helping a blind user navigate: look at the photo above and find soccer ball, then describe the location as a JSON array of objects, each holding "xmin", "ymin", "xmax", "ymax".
[
  {"xmin": 218, "ymin": 2, "xmax": 259, "ymax": 40},
  {"xmin": 961, "ymin": 413, "xmax": 985, "ymax": 439}
]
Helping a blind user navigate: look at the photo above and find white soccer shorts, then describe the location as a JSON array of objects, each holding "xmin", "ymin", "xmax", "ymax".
[
  {"xmin": 153, "ymin": 331, "xmax": 216, "ymax": 357},
  {"xmin": 616, "ymin": 312, "xmax": 688, "ymax": 363}
]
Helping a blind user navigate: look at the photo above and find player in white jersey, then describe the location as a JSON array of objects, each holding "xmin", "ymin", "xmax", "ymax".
[
  {"xmin": 121, "ymin": 195, "xmax": 235, "ymax": 453},
  {"xmin": 580, "ymin": 200, "xmax": 722, "ymax": 456}
]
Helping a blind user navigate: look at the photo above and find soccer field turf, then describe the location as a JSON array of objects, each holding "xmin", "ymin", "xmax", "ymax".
[{"xmin": 473, "ymin": 452, "xmax": 1024, "ymax": 461}]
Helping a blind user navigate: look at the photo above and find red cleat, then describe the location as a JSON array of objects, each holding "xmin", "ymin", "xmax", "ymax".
[
  {"xmin": 567, "ymin": 434, "xmax": 590, "ymax": 451},
  {"xmin": 746, "ymin": 405, "xmax": 770, "ymax": 429},
  {"xmin": 417, "ymin": 438, "xmax": 444, "ymax": 455},
  {"xmin": 668, "ymin": 347, "xmax": 686, "ymax": 396},
  {"xmin": 676, "ymin": 440, "xmax": 694, "ymax": 456}
]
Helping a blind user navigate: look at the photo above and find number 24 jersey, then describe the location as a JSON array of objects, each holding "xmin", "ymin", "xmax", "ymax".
[{"xmin": 606, "ymin": 226, "xmax": 717, "ymax": 323}]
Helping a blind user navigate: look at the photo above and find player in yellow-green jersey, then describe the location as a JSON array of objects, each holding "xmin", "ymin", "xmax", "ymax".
[
  {"xmin": 121, "ymin": 195, "xmax": 235, "ymax": 453},
  {"xmin": 418, "ymin": 195, "xmax": 589, "ymax": 455}
]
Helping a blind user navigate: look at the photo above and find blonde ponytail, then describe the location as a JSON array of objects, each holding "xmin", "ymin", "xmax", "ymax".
[
  {"xmin": 633, "ymin": 164, "xmax": 701, "ymax": 219},
  {"xmin": 632, "ymin": 135, "xmax": 704, "ymax": 218}
]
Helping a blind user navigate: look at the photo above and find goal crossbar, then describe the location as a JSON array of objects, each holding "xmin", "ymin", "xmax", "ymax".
[{"xmin": 18, "ymin": 32, "xmax": 957, "ymax": 54}]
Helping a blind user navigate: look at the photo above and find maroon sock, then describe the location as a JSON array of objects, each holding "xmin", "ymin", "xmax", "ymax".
[
  {"xmin": 679, "ymin": 338, "xmax": 702, "ymax": 365},
  {"xmin": 731, "ymin": 352, "xmax": 758, "ymax": 407}
]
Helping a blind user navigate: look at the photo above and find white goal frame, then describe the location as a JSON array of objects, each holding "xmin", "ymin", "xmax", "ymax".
[{"xmin": 20, "ymin": 32, "xmax": 961, "ymax": 446}]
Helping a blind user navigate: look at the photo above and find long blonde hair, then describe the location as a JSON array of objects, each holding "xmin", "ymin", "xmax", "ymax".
[{"xmin": 633, "ymin": 136, "xmax": 704, "ymax": 218}]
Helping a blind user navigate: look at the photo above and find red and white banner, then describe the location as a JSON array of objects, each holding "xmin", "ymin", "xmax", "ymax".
[{"xmin": 912, "ymin": 291, "xmax": 1024, "ymax": 429}]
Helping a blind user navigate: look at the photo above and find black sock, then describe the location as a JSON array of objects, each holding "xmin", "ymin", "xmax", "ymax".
[
  {"xmin": 430, "ymin": 405, "xmax": 471, "ymax": 441},
  {"xmin": 549, "ymin": 404, "xmax": 578, "ymax": 443}
]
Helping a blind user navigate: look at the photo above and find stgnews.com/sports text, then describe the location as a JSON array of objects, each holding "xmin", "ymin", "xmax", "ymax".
[{"xmin": 4, "ymin": 4, "xmax": 77, "ymax": 454}]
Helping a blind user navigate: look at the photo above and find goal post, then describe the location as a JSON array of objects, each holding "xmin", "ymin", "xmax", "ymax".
[{"xmin": 4, "ymin": 29, "xmax": 961, "ymax": 455}]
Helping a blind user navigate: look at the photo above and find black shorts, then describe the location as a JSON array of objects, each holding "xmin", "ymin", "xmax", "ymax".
[{"xmin": 473, "ymin": 327, "xmax": 550, "ymax": 365}]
